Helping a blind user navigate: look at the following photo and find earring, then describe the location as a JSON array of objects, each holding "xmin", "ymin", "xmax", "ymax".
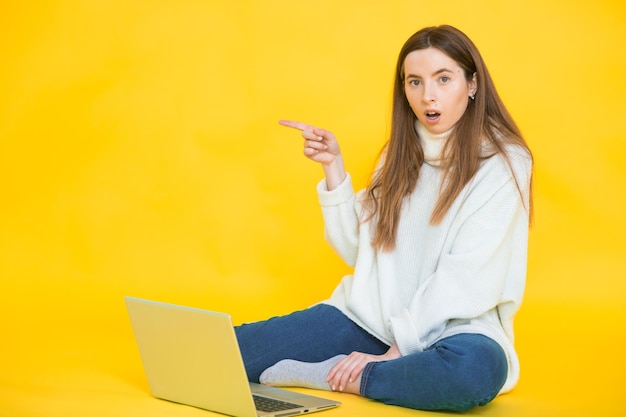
[{"xmin": 470, "ymin": 94, "xmax": 475, "ymax": 100}]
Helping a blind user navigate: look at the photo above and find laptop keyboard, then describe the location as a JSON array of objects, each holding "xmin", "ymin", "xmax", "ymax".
[{"xmin": 253, "ymin": 394, "xmax": 303, "ymax": 412}]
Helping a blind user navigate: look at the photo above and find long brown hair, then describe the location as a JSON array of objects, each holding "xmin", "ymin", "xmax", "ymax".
[{"xmin": 364, "ymin": 25, "xmax": 532, "ymax": 251}]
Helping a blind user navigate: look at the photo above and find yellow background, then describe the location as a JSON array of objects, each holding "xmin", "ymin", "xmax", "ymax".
[{"xmin": 1, "ymin": 1, "xmax": 625, "ymax": 416}]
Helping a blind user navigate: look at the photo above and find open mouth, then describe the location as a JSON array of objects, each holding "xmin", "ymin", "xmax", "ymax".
[{"xmin": 425, "ymin": 111, "xmax": 441, "ymax": 121}]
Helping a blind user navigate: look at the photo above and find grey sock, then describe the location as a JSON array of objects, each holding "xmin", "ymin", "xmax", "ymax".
[{"xmin": 259, "ymin": 355, "xmax": 347, "ymax": 391}]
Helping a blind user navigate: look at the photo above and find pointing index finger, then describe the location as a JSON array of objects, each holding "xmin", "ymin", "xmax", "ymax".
[{"xmin": 278, "ymin": 119, "xmax": 312, "ymax": 132}]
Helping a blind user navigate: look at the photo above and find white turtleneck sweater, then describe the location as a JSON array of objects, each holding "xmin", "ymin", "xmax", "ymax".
[
  {"xmin": 317, "ymin": 122, "xmax": 531, "ymax": 394},
  {"xmin": 415, "ymin": 120, "xmax": 451, "ymax": 165}
]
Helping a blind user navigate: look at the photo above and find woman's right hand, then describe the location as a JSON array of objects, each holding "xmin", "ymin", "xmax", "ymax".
[
  {"xmin": 279, "ymin": 120, "xmax": 341, "ymax": 164},
  {"xmin": 279, "ymin": 119, "xmax": 346, "ymax": 190}
]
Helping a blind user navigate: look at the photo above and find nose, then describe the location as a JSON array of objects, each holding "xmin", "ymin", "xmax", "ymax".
[{"xmin": 422, "ymin": 81, "xmax": 436, "ymax": 102}]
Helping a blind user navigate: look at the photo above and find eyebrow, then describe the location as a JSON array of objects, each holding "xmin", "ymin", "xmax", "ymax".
[{"xmin": 405, "ymin": 68, "xmax": 454, "ymax": 79}]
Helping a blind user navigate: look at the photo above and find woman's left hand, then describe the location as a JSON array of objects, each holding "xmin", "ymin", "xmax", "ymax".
[{"xmin": 326, "ymin": 344, "xmax": 401, "ymax": 392}]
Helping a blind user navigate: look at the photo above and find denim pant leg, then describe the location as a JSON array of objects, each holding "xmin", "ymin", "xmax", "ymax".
[
  {"xmin": 235, "ymin": 304, "xmax": 389, "ymax": 382},
  {"xmin": 361, "ymin": 333, "xmax": 508, "ymax": 412}
]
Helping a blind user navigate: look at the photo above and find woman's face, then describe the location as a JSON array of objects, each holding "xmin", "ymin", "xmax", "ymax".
[{"xmin": 403, "ymin": 47, "xmax": 477, "ymax": 135}]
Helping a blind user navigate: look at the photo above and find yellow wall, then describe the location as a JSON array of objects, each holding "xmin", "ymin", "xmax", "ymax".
[{"xmin": 1, "ymin": 1, "xmax": 625, "ymax": 415}]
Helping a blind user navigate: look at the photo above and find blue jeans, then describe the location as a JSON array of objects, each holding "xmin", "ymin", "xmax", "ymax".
[{"xmin": 235, "ymin": 304, "xmax": 507, "ymax": 412}]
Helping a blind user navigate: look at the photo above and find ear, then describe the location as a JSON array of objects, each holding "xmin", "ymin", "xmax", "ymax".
[{"xmin": 468, "ymin": 72, "xmax": 478, "ymax": 98}]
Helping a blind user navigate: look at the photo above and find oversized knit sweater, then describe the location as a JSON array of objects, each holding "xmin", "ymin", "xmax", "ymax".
[{"xmin": 317, "ymin": 122, "xmax": 532, "ymax": 394}]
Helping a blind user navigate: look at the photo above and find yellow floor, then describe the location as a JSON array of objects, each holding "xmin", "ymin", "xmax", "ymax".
[{"xmin": 1, "ymin": 300, "xmax": 623, "ymax": 417}]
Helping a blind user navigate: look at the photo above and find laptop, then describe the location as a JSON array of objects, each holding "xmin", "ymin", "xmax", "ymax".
[{"xmin": 124, "ymin": 297, "xmax": 341, "ymax": 417}]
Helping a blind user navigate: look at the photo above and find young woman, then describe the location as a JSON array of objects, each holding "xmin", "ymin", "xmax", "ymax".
[{"xmin": 235, "ymin": 24, "xmax": 533, "ymax": 412}]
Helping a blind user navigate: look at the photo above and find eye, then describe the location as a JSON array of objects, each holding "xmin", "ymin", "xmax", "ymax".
[
  {"xmin": 440, "ymin": 76, "xmax": 450, "ymax": 83},
  {"xmin": 408, "ymin": 79, "xmax": 421, "ymax": 87}
]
